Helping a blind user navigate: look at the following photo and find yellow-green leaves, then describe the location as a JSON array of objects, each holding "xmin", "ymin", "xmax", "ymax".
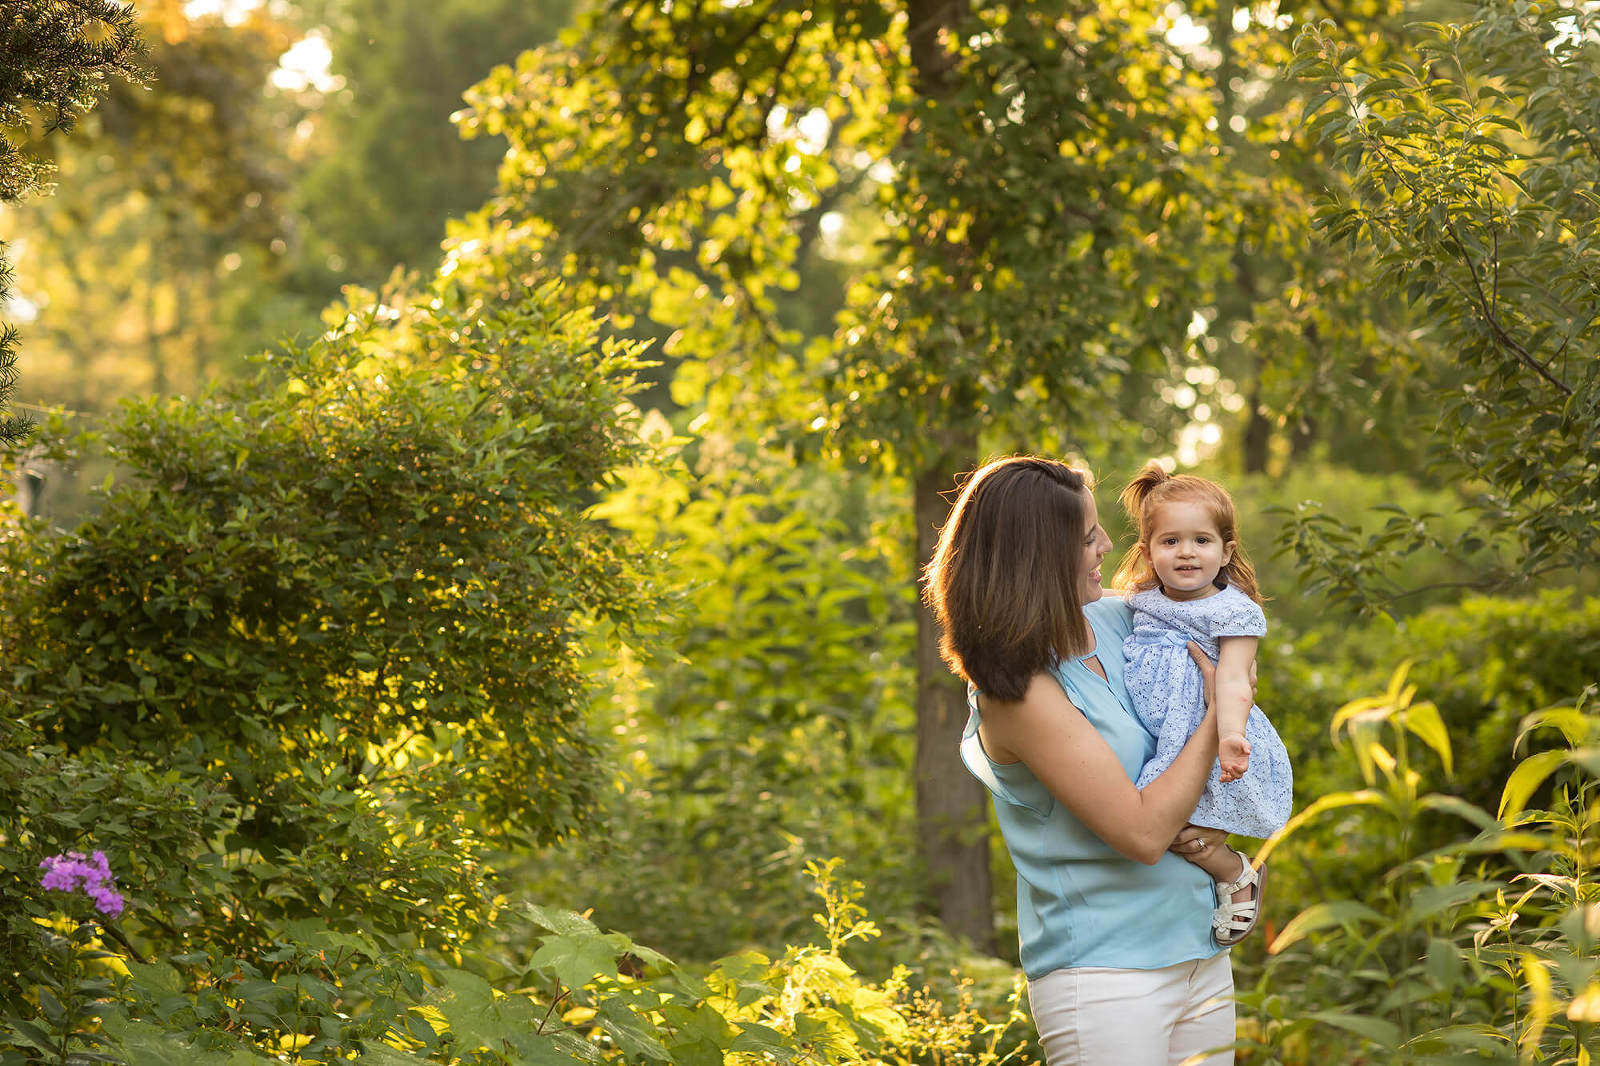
[{"xmin": 1330, "ymin": 662, "xmax": 1453, "ymax": 784}]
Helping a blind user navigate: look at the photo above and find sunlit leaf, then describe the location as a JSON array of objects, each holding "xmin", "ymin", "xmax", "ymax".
[
  {"xmin": 1499, "ymin": 749, "xmax": 1571, "ymax": 821},
  {"xmin": 1268, "ymin": 900, "xmax": 1386, "ymax": 955}
]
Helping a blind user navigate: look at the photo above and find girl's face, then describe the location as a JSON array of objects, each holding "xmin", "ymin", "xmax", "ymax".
[
  {"xmin": 1144, "ymin": 499, "xmax": 1233, "ymax": 602},
  {"xmin": 1080, "ymin": 490, "xmax": 1113, "ymax": 603}
]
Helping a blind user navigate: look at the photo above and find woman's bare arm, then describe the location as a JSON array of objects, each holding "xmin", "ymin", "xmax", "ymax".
[{"xmin": 979, "ymin": 643, "xmax": 1221, "ymax": 865}]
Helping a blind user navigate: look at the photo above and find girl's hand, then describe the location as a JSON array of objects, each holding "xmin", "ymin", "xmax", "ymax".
[{"xmin": 1219, "ymin": 732, "xmax": 1251, "ymax": 782}]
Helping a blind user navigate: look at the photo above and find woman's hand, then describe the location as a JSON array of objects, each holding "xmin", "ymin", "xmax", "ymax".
[
  {"xmin": 1187, "ymin": 641, "xmax": 1217, "ymax": 711},
  {"xmin": 1170, "ymin": 824, "xmax": 1227, "ymax": 859},
  {"xmin": 1169, "ymin": 824, "xmax": 1237, "ymax": 880}
]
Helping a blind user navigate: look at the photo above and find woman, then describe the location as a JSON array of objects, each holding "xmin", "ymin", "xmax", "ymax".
[{"xmin": 922, "ymin": 455, "xmax": 1243, "ymax": 1065}]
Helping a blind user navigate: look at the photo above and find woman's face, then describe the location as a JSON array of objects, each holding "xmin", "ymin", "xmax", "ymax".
[{"xmin": 1079, "ymin": 489, "xmax": 1113, "ymax": 603}]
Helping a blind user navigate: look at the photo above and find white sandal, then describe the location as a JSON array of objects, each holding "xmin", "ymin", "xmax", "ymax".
[{"xmin": 1212, "ymin": 848, "xmax": 1266, "ymax": 946}]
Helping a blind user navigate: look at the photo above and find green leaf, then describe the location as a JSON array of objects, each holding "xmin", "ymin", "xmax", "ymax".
[
  {"xmin": 98, "ymin": 1014, "xmax": 274, "ymax": 1065},
  {"xmin": 1417, "ymin": 794, "xmax": 1496, "ymax": 832},
  {"xmin": 431, "ymin": 968, "xmax": 506, "ymax": 1053},
  {"xmin": 1499, "ymin": 749, "xmax": 1570, "ymax": 821},
  {"xmin": 525, "ymin": 904, "xmax": 601, "ymax": 937},
  {"xmin": 352, "ymin": 1045, "xmax": 435, "ymax": 1066},
  {"xmin": 1269, "ymin": 900, "xmax": 1385, "ymax": 955},
  {"xmin": 1400, "ymin": 700, "xmax": 1452, "ymax": 776},
  {"xmin": 512, "ymin": 1032, "xmax": 608, "ymax": 1066},
  {"xmin": 1304, "ymin": 1009, "xmax": 1401, "ymax": 1048},
  {"xmin": 1255, "ymin": 790, "xmax": 1387, "ymax": 867},
  {"xmin": 596, "ymin": 999, "xmax": 671, "ymax": 1062},
  {"xmin": 730, "ymin": 1022, "xmax": 797, "ymax": 1060},
  {"xmin": 528, "ymin": 932, "xmax": 628, "ymax": 990},
  {"xmin": 1406, "ymin": 880, "xmax": 1497, "ymax": 923}
]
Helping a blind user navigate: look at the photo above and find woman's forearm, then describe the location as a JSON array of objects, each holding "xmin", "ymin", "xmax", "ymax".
[{"xmin": 1128, "ymin": 702, "xmax": 1220, "ymax": 861}]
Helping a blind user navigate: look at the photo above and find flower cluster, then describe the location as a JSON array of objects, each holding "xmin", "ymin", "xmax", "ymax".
[{"xmin": 39, "ymin": 851, "xmax": 125, "ymax": 918}]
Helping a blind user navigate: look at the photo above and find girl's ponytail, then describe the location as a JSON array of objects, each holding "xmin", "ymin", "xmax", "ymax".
[
  {"xmin": 1112, "ymin": 462, "xmax": 1170, "ymax": 593},
  {"xmin": 1118, "ymin": 461, "xmax": 1169, "ymax": 528}
]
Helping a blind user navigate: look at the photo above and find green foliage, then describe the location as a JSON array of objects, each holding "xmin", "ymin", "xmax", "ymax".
[
  {"xmin": 455, "ymin": 0, "xmax": 1230, "ymax": 468},
  {"xmin": 2, "ymin": 876, "xmax": 128, "ymax": 1064},
  {"xmin": 1283, "ymin": 4, "xmax": 1600, "ymax": 609},
  {"xmin": 1, "ymin": 2, "xmax": 336, "ymax": 448},
  {"xmin": 0, "ymin": 1, "xmax": 144, "ymax": 200},
  {"xmin": 4, "ymin": 858, "xmax": 1036, "ymax": 1066},
  {"xmin": 3, "ymin": 279, "xmax": 655, "ymax": 848},
  {"xmin": 0, "ymin": 0, "xmax": 145, "ymax": 441},
  {"xmin": 517, "ymin": 424, "xmax": 922, "ymax": 960},
  {"xmin": 453, "ymin": 0, "xmax": 1247, "ymax": 947},
  {"xmin": 1263, "ymin": 591, "xmax": 1600, "ymax": 834},
  {"xmin": 1168, "ymin": 463, "xmax": 1489, "ymax": 634},
  {"xmin": 0, "ymin": 277, "xmax": 662, "ymax": 1056},
  {"xmin": 287, "ymin": 0, "xmax": 575, "ymax": 296},
  {"xmin": 1232, "ymin": 669, "xmax": 1600, "ymax": 1064}
]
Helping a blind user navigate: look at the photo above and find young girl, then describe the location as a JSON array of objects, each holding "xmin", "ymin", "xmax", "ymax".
[{"xmin": 1113, "ymin": 462, "xmax": 1292, "ymax": 946}]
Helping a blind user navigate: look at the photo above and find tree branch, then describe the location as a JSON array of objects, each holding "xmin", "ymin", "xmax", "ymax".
[{"xmin": 1445, "ymin": 216, "xmax": 1573, "ymax": 396}]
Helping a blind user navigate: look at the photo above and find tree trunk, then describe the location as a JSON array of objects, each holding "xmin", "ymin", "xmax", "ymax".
[
  {"xmin": 901, "ymin": 0, "xmax": 992, "ymax": 952},
  {"xmin": 913, "ymin": 441, "xmax": 994, "ymax": 953},
  {"xmin": 1242, "ymin": 380, "xmax": 1271, "ymax": 475}
]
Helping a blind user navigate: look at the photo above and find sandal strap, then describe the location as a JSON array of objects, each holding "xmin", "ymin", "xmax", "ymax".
[
  {"xmin": 1212, "ymin": 896, "xmax": 1260, "ymax": 934},
  {"xmin": 1212, "ymin": 848, "xmax": 1267, "ymax": 946},
  {"xmin": 1215, "ymin": 848, "xmax": 1259, "ymax": 897}
]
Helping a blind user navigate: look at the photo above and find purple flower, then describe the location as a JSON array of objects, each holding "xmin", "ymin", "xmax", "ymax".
[{"xmin": 38, "ymin": 850, "xmax": 125, "ymax": 918}]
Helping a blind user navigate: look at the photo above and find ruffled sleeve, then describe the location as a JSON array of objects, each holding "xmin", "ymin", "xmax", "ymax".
[{"xmin": 1209, "ymin": 587, "xmax": 1267, "ymax": 638}]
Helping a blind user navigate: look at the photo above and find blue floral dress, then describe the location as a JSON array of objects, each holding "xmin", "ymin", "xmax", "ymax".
[{"xmin": 1124, "ymin": 585, "xmax": 1293, "ymax": 838}]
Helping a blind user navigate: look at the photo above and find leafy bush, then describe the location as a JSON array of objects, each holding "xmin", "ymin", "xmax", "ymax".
[
  {"xmin": 0, "ymin": 277, "xmax": 660, "ymax": 1056},
  {"xmin": 1261, "ymin": 591, "xmax": 1600, "ymax": 842},
  {"xmin": 1281, "ymin": 4, "xmax": 1600, "ymax": 610},
  {"xmin": 3, "ymin": 279, "xmax": 656, "ymax": 850},
  {"xmin": 4, "ymin": 858, "xmax": 1037, "ymax": 1066}
]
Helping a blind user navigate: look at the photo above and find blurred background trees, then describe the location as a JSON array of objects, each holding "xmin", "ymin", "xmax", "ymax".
[{"xmin": 0, "ymin": 0, "xmax": 145, "ymax": 439}]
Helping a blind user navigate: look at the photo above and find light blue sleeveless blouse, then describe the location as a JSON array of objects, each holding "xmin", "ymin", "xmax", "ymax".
[{"xmin": 960, "ymin": 596, "xmax": 1221, "ymax": 978}]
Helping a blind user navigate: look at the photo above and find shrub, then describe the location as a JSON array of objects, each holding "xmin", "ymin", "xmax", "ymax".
[
  {"xmin": 0, "ymin": 277, "xmax": 660, "ymax": 1054},
  {"xmin": 1233, "ymin": 669, "xmax": 1600, "ymax": 1064}
]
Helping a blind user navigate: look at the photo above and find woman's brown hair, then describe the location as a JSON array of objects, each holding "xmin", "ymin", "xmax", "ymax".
[
  {"xmin": 1111, "ymin": 461, "xmax": 1262, "ymax": 603},
  {"xmin": 922, "ymin": 456, "xmax": 1096, "ymax": 702}
]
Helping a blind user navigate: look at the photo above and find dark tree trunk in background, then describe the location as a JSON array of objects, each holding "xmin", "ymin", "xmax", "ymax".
[
  {"xmin": 1243, "ymin": 380, "xmax": 1272, "ymax": 475},
  {"xmin": 902, "ymin": 0, "xmax": 994, "ymax": 952},
  {"xmin": 913, "ymin": 439, "xmax": 994, "ymax": 953}
]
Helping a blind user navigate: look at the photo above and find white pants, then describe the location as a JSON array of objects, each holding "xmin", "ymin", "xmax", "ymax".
[{"xmin": 1027, "ymin": 951, "xmax": 1235, "ymax": 1066}]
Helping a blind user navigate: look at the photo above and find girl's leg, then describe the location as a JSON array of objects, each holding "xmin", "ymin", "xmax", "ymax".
[
  {"xmin": 1028, "ymin": 957, "xmax": 1234, "ymax": 1066},
  {"xmin": 1183, "ymin": 836, "xmax": 1262, "ymax": 944}
]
